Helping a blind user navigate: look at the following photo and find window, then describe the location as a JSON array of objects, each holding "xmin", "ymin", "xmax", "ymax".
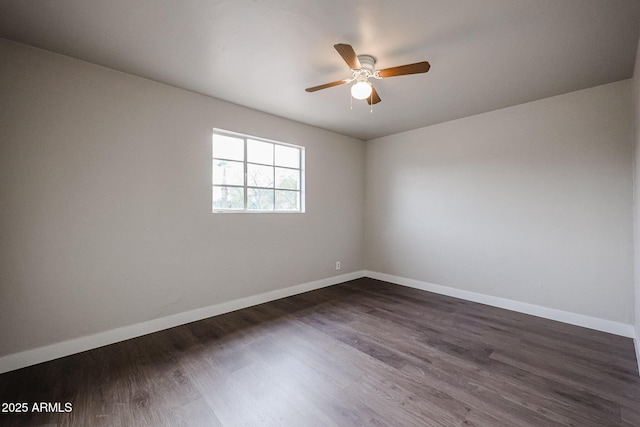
[{"xmin": 212, "ymin": 129, "xmax": 305, "ymax": 212}]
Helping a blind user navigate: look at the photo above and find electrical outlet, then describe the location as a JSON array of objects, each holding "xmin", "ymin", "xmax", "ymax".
[{"xmin": 336, "ymin": 261, "xmax": 341, "ymax": 270}]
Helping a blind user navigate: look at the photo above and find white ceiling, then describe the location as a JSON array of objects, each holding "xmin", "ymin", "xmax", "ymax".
[{"xmin": 1, "ymin": 0, "xmax": 639, "ymax": 140}]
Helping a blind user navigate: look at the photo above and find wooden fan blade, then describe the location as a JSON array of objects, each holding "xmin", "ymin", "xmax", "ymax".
[
  {"xmin": 366, "ymin": 85, "xmax": 381, "ymax": 105},
  {"xmin": 305, "ymin": 79, "xmax": 349, "ymax": 92},
  {"xmin": 378, "ymin": 61, "xmax": 431, "ymax": 78},
  {"xmin": 334, "ymin": 43, "xmax": 362, "ymax": 69}
]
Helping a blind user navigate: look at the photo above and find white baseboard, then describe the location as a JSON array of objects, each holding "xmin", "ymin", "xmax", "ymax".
[
  {"xmin": 364, "ymin": 271, "xmax": 635, "ymax": 338},
  {"xmin": 0, "ymin": 271, "xmax": 366, "ymax": 374},
  {"xmin": 635, "ymin": 331, "xmax": 640, "ymax": 375},
  {"xmin": 1, "ymin": 270, "xmax": 635, "ymax": 375}
]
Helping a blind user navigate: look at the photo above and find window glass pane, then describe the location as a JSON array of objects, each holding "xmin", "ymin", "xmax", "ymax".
[
  {"xmin": 275, "ymin": 145, "xmax": 300, "ymax": 168},
  {"xmin": 275, "ymin": 167, "xmax": 299, "ymax": 190},
  {"xmin": 213, "ymin": 186, "xmax": 244, "ymax": 210},
  {"xmin": 213, "ymin": 160, "xmax": 244, "ymax": 186},
  {"xmin": 247, "ymin": 188, "xmax": 274, "ymax": 211},
  {"xmin": 247, "ymin": 140, "xmax": 273, "ymax": 165},
  {"xmin": 247, "ymin": 164, "xmax": 274, "ymax": 188},
  {"xmin": 275, "ymin": 190, "xmax": 300, "ymax": 211},
  {"xmin": 213, "ymin": 134, "xmax": 244, "ymax": 161}
]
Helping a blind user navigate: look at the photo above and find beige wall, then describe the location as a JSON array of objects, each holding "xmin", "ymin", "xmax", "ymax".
[
  {"xmin": 0, "ymin": 39, "xmax": 365, "ymax": 357},
  {"xmin": 366, "ymin": 80, "xmax": 634, "ymax": 324}
]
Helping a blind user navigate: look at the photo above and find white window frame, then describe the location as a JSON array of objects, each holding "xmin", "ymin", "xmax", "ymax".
[{"xmin": 212, "ymin": 129, "xmax": 305, "ymax": 213}]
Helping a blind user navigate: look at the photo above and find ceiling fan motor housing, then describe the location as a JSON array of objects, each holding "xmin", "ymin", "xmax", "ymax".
[
  {"xmin": 357, "ymin": 55, "xmax": 376, "ymax": 73},
  {"xmin": 353, "ymin": 55, "xmax": 378, "ymax": 84}
]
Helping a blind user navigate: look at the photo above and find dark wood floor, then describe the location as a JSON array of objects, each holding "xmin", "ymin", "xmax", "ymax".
[{"xmin": 1, "ymin": 278, "xmax": 640, "ymax": 426}]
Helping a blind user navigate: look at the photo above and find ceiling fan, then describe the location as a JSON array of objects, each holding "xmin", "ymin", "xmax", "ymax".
[{"xmin": 305, "ymin": 43, "xmax": 431, "ymax": 105}]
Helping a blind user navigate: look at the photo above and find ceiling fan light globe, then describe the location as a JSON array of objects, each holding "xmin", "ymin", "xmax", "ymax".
[{"xmin": 351, "ymin": 81, "xmax": 372, "ymax": 100}]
